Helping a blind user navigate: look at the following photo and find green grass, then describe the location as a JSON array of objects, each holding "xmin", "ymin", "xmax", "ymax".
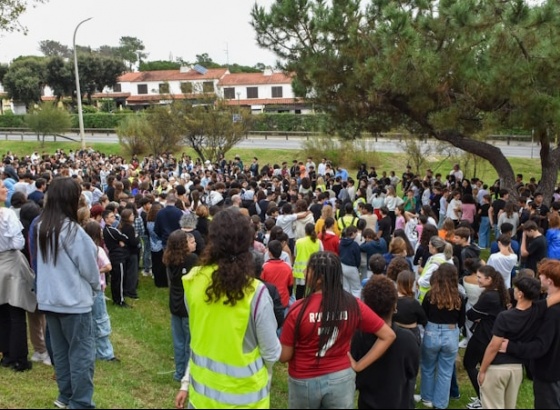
[
  {"xmin": 0, "ymin": 273, "xmax": 536, "ymax": 409},
  {"xmin": 0, "ymin": 139, "xmax": 551, "ymax": 189},
  {"xmin": 0, "ymin": 140, "xmax": 542, "ymax": 408}
]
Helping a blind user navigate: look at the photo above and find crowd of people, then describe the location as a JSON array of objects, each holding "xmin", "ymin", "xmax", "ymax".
[{"xmin": 1, "ymin": 147, "xmax": 560, "ymax": 409}]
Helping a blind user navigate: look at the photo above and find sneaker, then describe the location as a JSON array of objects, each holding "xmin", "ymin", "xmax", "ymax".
[
  {"xmin": 421, "ymin": 399, "xmax": 434, "ymax": 408},
  {"xmin": 458, "ymin": 338, "xmax": 469, "ymax": 349},
  {"xmin": 467, "ymin": 398, "xmax": 482, "ymax": 409},
  {"xmin": 12, "ymin": 361, "xmax": 32, "ymax": 372},
  {"xmin": 31, "ymin": 351, "xmax": 49, "ymax": 363},
  {"xmin": 451, "ymin": 393, "xmax": 461, "ymax": 399},
  {"xmin": 114, "ymin": 302, "xmax": 132, "ymax": 309},
  {"xmin": 53, "ymin": 399, "xmax": 68, "ymax": 409},
  {"xmin": 43, "ymin": 355, "xmax": 52, "ymax": 366},
  {"xmin": 414, "ymin": 394, "xmax": 422, "ymax": 403}
]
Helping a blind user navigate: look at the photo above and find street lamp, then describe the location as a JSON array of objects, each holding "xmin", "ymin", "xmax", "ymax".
[{"xmin": 73, "ymin": 17, "xmax": 93, "ymax": 151}]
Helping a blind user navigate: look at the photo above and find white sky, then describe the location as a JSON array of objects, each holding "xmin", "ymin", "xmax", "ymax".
[{"xmin": 0, "ymin": 0, "xmax": 279, "ymax": 67}]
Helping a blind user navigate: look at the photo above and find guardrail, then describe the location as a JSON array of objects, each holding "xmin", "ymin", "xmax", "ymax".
[
  {"xmin": 0, "ymin": 127, "xmax": 533, "ymax": 145},
  {"xmin": 246, "ymin": 130, "xmax": 533, "ymax": 144}
]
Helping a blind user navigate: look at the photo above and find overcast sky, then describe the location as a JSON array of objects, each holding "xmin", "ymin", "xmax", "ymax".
[{"xmin": 0, "ymin": 0, "xmax": 279, "ymax": 67}]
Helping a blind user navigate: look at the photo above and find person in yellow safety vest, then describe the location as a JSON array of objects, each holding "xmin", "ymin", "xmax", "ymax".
[
  {"xmin": 338, "ymin": 202, "xmax": 359, "ymax": 234},
  {"xmin": 416, "ymin": 236, "xmax": 454, "ymax": 302},
  {"xmin": 175, "ymin": 208, "xmax": 281, "ymax": 409},
  {"xmin": 292, "ymin": 223, "xmax": 324, "ymax": 300}
]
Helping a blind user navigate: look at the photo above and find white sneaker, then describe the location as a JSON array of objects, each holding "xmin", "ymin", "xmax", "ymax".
[
  {"xmin": 42, "ymin": 355, "xmax": 52, "ymax": 366},
  {"xmin": 421, "ymin": 399, "xmax": 433, "ymax": 408},
  {"xmin": 31, "ymin": 351, "xmax": 49, "ymax": 363},
  {"xmin": 53, "ymin": 399, "xmax": 68, "ymax": 409},
  {"xmin": 467, "ymin": 397, "xmax": 482, "ymax": 409},
  {"xmin": 414, "ymin": 394, "xmax": 422, "ymax": 403},
  {"xmin": 459, "ymin": 338, "xmax": 469, "ymax": 348}
]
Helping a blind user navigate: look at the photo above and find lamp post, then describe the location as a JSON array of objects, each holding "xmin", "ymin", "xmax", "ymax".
[{"xmin": 73, "ymin": 17, "xmax": 92, "ymax": 151}]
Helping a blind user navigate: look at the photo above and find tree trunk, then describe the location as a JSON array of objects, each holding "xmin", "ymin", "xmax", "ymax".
[
  {"xmin": 536, "ymin": 128, "xmax": 560, "ymax": 207},
  {"xmin": 433, "ymin": 129, "xmax": 516, "ymax": 191}
]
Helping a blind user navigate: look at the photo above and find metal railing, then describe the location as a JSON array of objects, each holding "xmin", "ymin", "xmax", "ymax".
[{"xmin": 0, "ymin": 127, "xmax": 533, "ymax": 145}]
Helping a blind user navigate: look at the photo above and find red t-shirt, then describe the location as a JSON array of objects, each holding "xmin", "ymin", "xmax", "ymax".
[
  {"xmin": 261, "ymin": 259, "xmax": 294, "ymax": 307},
  {"xmin": 280, "ymin": 293, "xmax": 385, "ymax": 378}
]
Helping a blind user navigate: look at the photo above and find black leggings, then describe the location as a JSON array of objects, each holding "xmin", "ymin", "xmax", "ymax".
[{"xmin": 463, "ymin": 338, "xmax": 486, "ymax": 398}]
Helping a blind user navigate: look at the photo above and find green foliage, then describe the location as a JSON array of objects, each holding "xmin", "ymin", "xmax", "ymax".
[
  {"xmin": 38, "ymin": 40, "xmax": 71, "ymax": 58},
  {"xmin": 251, "ymin": 0, "xmax": 560, "ymax": 203},
  {"xmin": 115, "ymin": 113, "xmax": 149, "ymax": 157},
  {"xmin": 0, "ymin": 0, "xmax": 46, "ymax": 34},
  {"xmin": 0, "ymin": 111, "xmax": 26, "ymax": 127},
  {"xmin": 167, "ymin": 100, "xmax": 253, "ymax": 162},
  {"xmin": 24, "ymin": 103, "xmax": 71, "ymax": 145},
  {"xmin": 301, "ymin": 136, "xmax": 379, "ymax": 171},
  {"xmin": 141, "ymin": 105, "xmax": 182, "ymax": 156},
  {"xmin": 251, "ymin": 113, "xmax": 325, "ymax": 132},
  {"xmin": 118, "ymin": 36, "xmax": 147, "ymax": 70},
  {"xmin": 68, "ymin": 112, "xmax": 133, "ymax": 129},
  {"xmin": 139, "ymin": 60, "xmax": 181, "ymax": 71},
  {"xmin": 2, "ymin": 56, "xmax": 46, "ymax": 106}
]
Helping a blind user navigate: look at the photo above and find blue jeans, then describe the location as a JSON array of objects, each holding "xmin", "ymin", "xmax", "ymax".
[
  {"xmin": 171, "ymin": 314, "xmax": 190, "ymax": 382},
  {"xmin": 420, "ymin": 322, "xmax": 460, "ymax": 409},
  {"xmin": 46, "ymin": 312, "xmax": 96, "ymax": 409},
  {"xmin": 478, "ymin": 216, "xmax": 490, "ymax": 248},
  {"xmin": 288, "ymin": 367, "xmax": 356, "ymax": 409},
  {"xmin": 92, "ymin": 291, "xmax": 114, "ymax": 360},
  {"xmin": 141, "ymin": 235, "xmax": 151, "ymax": 272}
]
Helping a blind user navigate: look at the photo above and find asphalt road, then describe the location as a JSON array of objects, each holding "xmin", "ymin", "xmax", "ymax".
[{"xmin": 0, "ymin": 132, "xmax": 541, "ymax": 159}]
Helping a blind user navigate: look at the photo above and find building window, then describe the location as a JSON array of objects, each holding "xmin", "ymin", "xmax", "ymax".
[
  {"xmin": 113, "ymin": 84, "xmax": 121, "ymax": 93},
  {"xmin": 181, "ymin": 82, "xmax": 193, "ymax": 94},
  {"xmin": 159, "ymin": 83, "xmax": 170, "ymax": 94},
  {"xmin": 271, "ymin": 86, "xmax": 283, "ymax": 98},
  {"xmin": 137, "ymin": 84, "xmax": 148, "ymax": 94},
  {"xmin": 247, "ymin": 87, "xmax": 258, "ymax": 99},
  {"xmin": 223, "ymin": 87, "xmax": 235, "ymax": 99},
  {"xmin": 202, "ymin": 81, "xmax": 214, "ymax": 93}
]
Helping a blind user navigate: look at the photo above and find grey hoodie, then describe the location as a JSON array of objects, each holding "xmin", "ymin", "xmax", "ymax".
[{"xmin": 36, "ymin": 219, "xmax": 100, "ymax": 314}]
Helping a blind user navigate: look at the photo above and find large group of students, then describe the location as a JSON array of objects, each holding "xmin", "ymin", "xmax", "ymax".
[{"xmin": 0, "ymin": 147, "xmax": 560, "ymax": 409}]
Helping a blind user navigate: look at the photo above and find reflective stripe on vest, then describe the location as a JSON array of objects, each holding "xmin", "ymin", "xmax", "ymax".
[
  {"xmin": 191, "ymin": 376, "xmax": 269, "ymax": 406},
  {"xmin": 184, "ymin": 266, "xmax": 270, "ymax": 409},
  {"xmin": 191, "ymin": 351, "xmax": 264, "ymax": 378}
]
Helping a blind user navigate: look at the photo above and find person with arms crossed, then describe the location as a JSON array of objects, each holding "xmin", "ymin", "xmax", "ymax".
[{"xmin": 500, "ymin": 259, "xmax": 560, "ymax": 409}]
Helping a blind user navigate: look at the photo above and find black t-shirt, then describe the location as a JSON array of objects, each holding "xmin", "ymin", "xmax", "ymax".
[
  {"xmin": 491, "ymin": 198, "xmax": 505, "ymax": 221},
  {"xmin": 394, "ymin": 297, "xmax": 428, "ymax": 326},
  {"xmin": 491, "ymin": 299, "xmax": 547, "ymax": 365},
  {"xmin": 378, "ymin": 216, "xmax": 392, "ymax": 244},
  {"xmin": 479, "ymin": 203, "xmax": 490, "ymax": 218},
  {"xmin": 422, "ymin": 294, "xmax": 466, "ymax": 329},
  {"xmin": 467, "ymin": 290, "xmax": 506, "ymax": 345},
  {"xmin": 351, "ymin": 324, "xmax": 420, "ymax": 409},
  {"xmin": 525, "ymin": 235, "xmax": 547, "ymax": 272}
]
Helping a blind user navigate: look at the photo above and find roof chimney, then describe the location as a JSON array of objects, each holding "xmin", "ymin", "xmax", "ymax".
[
  {"xmin": 263, "ymin": 67, "xmax": 273, "ymax": 76},
  {"xmin": 180, "ymin": 65, "xmax": 192, "ymax": 73}
]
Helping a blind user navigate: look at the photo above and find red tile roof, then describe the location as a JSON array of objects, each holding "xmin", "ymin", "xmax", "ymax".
[
  {"xmin": 125, "ymin": 93, "xmax": 214, "ymax": 103},
  {"xmin": 118, "ymin": 68, "xmax": 228, "ymax": 83},
  {"xmin": 219, "ymin": 72, "xmax": 293, "ymax": 86}
]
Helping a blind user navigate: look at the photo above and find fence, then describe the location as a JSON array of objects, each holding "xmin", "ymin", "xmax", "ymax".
[{"xmin": 0, "ymin": 127, "xmax": 533, "ymax": 145}]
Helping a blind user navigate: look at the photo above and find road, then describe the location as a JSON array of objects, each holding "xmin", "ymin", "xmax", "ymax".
[{"xmin": 0, "ymin": 132, "xmax": 541, "ymax": 159}]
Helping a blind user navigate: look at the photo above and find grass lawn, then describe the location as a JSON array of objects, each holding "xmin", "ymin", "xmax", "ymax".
[
  {"xmin": 0, "ymin": 274, "xmax": 536, "ymax": 409},
  {"xmin": 0, "ymin": 140, "xmax": 541, "ymax": 408}
]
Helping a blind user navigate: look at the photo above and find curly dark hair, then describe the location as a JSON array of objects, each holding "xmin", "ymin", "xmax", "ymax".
[
  {"xmin": 477, "ymin": 265, "xmax": 509, "ymax": 308},
  {"xmin": 200, "ymin": 208, "xmax": 255, "ymax": 306},
  {"xmin": 386, "ymin": 256, "xmax": 410, "ymax": 282},
  {"xmin": 163, "ymin": 230, "xmax": 193, "ymax": 267},
  {"xmin": 362, "ymin": 275, "xmax": 397, "ymax": 320}
]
